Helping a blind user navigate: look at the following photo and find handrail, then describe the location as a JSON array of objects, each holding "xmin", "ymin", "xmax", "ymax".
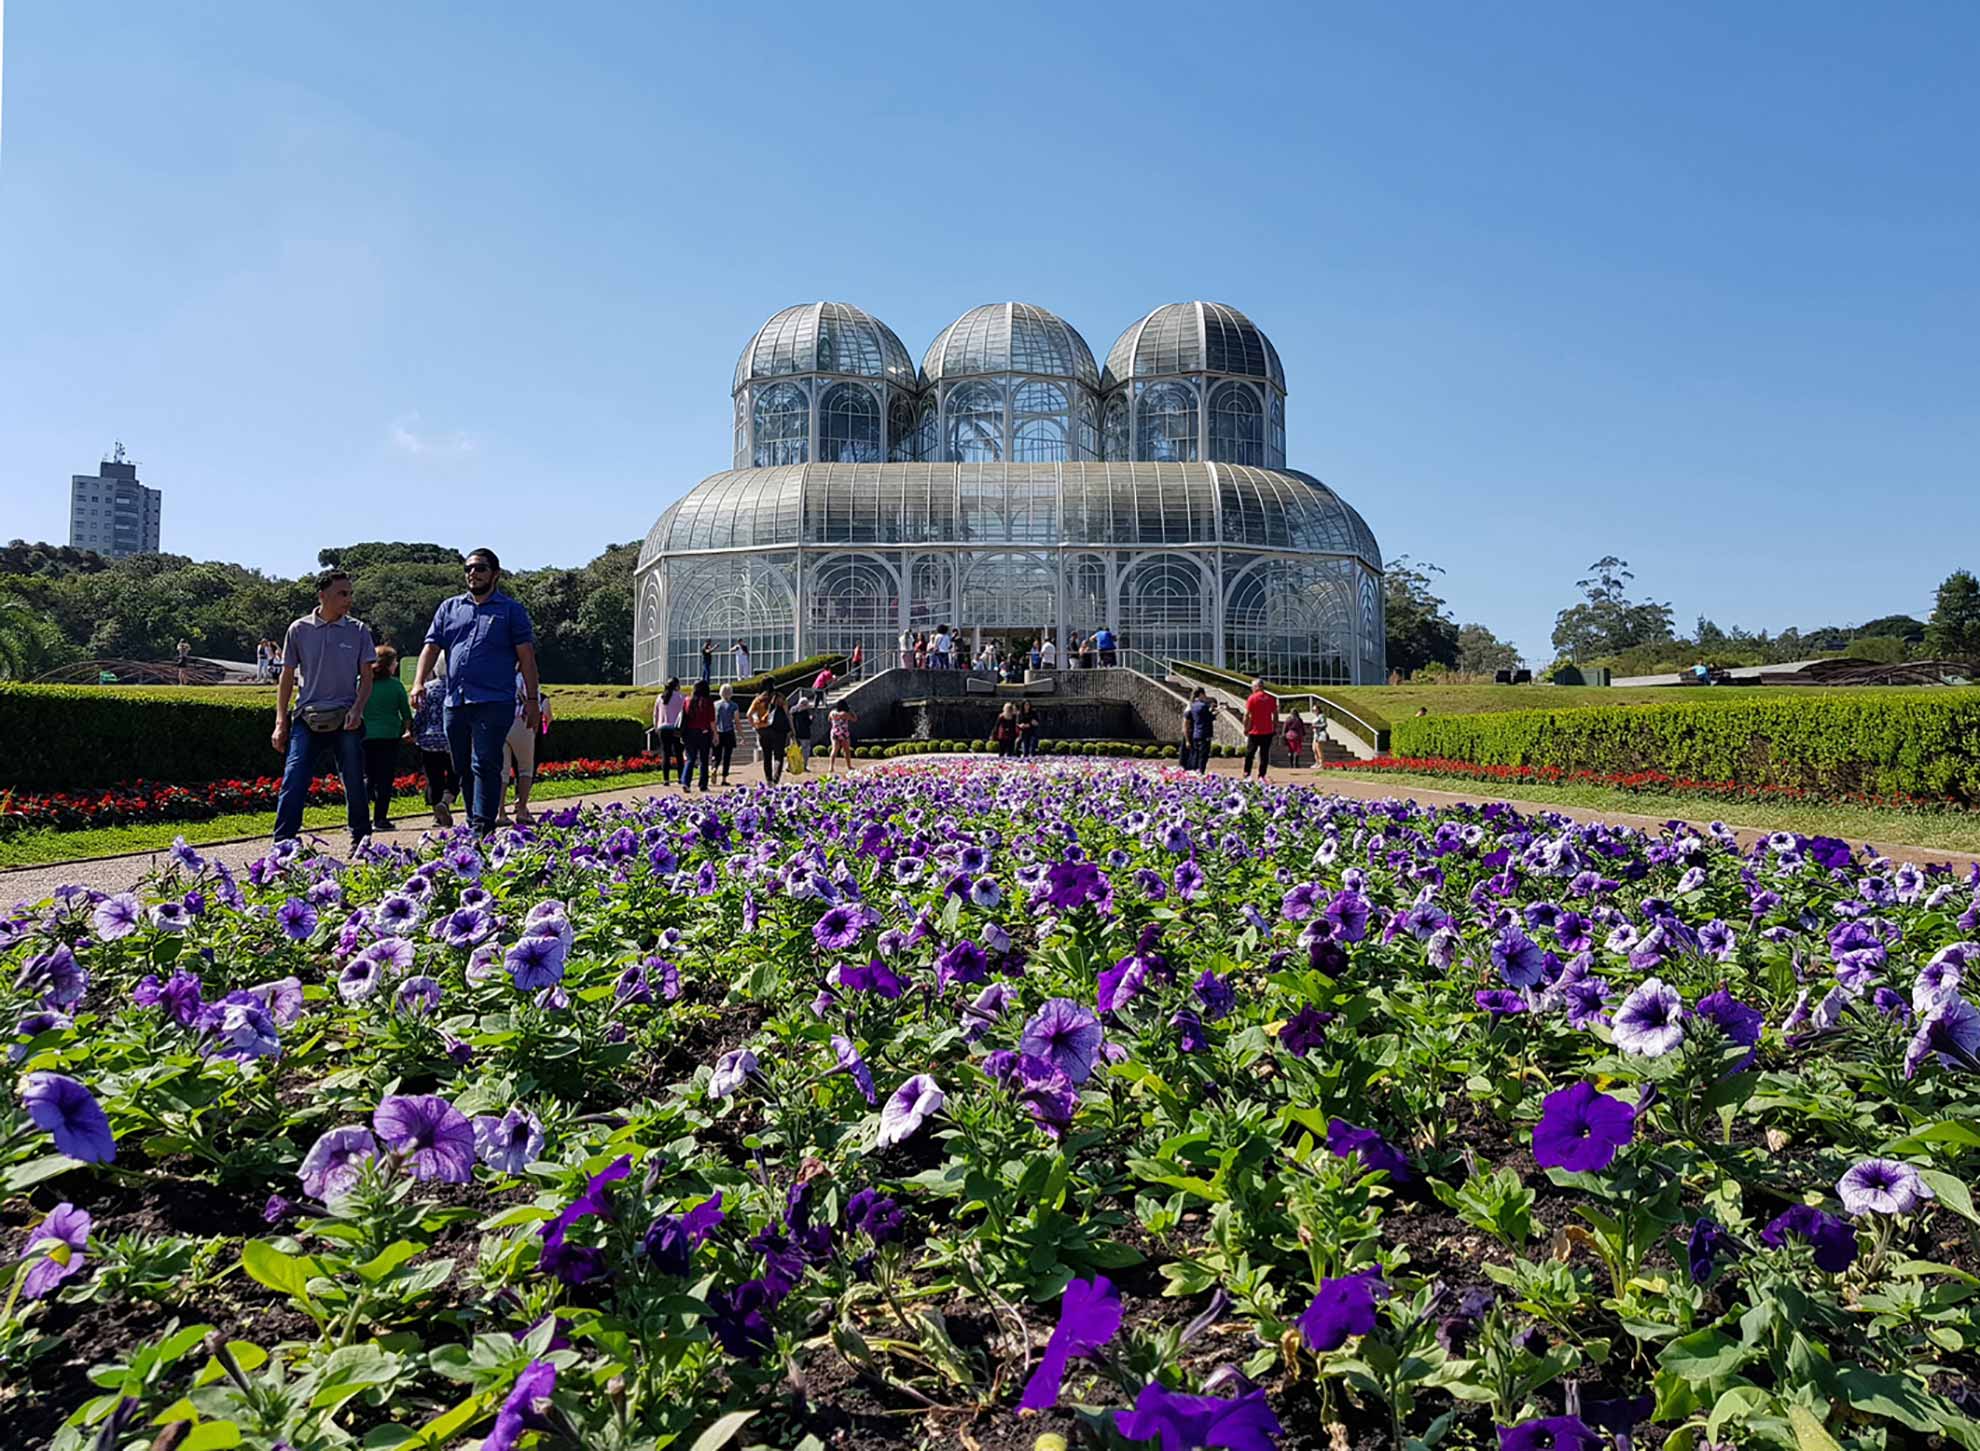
[{"xmin": 1157, "ymin": 658, "xmax": 1389, "ymax": 751}]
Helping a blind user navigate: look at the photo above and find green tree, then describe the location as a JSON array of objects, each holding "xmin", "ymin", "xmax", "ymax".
[
  {"xmin": 1551, "ymin": 556, "xmax": 1675, "ymax": 661},
  {"xmin": 1383, "ymin": 557, "xmax": 1461, "ymax": 677},
  {"xmin": 0, "ymin": 590, "xmax": 63, "ymax": 678},
  {"xmin": 1455, "ymin": 622, "xmax": 1521, "ymax": 675},
  {"xmin": 318, "ymin": 541, "xmax": 461, "ymax": 571},
  {"xmin": 1925, "ymin": 570, "xmax": 1980, "ymax": 658},
  {"xmin": 1855, "ymin": 613, "xmax": 1926, "ymax": 644}
]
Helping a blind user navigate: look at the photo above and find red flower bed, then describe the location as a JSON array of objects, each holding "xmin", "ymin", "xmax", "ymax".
[
  {"xmin": 1319, "ymin": 754, "xmax": 1962, "ymax": 812},
  {"xmin": 0, "ymin": 753, "xmax": 666, "ymax": 834}
]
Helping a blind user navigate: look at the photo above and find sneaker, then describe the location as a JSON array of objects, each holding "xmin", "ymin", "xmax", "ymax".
[
  {"xmin": 432, "ymin": 802, "xmax": 453, "ymax": 827},
  {"xmin": 374, "ymin": 818, "xmax": 395, "ymax": 832}
]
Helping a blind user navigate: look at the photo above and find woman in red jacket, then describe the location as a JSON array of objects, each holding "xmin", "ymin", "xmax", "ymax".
[{"xmin": 681, "ymin": 680, "xmax": 717, "ymax": 793}]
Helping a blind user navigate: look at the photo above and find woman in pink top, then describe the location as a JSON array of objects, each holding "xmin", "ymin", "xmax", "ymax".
[{"xmin": 653, "ymin": 678, "xmax": 685, "ymax": 785}]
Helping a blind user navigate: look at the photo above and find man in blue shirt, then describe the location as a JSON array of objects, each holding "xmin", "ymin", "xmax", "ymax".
[{"xmin": 410, "ymin": 547, "xmax": 540, "ymax": 835}]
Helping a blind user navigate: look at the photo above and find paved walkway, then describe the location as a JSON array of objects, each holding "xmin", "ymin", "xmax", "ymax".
[{"xmin": 5, "ymin": 757, "xmax": 1971, "ymax": 904}]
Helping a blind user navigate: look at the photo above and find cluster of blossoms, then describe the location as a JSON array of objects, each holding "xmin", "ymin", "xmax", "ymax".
[{"xmin": 4, "ymin": 761, "xmax": 1979, "ymax": 1450}]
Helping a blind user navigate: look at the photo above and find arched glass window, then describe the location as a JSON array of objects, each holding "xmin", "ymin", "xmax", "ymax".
[
  {"xmin": 1121, "ymin": 553, "xmax": 1209, "ymax": 664},
  {"xmin": 818, "ymin": 383, "xmax": 882, "ymax": 463},
  {"xmin": 752, "ymin": 382, "xmax": 809, "ymax": 467},
  {"xmin": 1208, "ymin": 383, "xmax": 1264, "ymax": 466},
  {"xmin": 1076, "ymin": 391, "xmax": 1100, "ymax": 461},
  {"xmin": 1012, "ymin": 419, "xmax": 1067, "ymax": 462},
  {"xmin": 1269, "ymin": 395, "xmax": 1286, "ymax": 466},
  {"xmin": 733, "ymin": 398, "xmax": 749, "ymax": 468},
  {"xmin": 1136, "ymin": 381, "xmax": 1198, "ymax": 463},
  {"xmin": 887, "ymin": 394, "xmax": 918, "ymax": 462},
  {"xmin": 913, "ymin": 398, "xmax": 938, "ymax": 464},
  {"xmin": 946, "ymin": 381, "xmax": 1004, "ymax": 462},
  {"xmin": 1102, "ymin": 395, "xmax": 1129, "ymax": 461}
]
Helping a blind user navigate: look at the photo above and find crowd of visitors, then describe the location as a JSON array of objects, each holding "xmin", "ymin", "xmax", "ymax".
[
  {"xmin": 271, "ymin": 548, "xmax": 545, "ymax": 849},
  {"xmin": 892, "ymin": 627, "xmax": 1126, "ymax": 674}
]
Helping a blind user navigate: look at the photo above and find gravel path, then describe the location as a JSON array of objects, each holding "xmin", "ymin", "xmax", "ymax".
[{"xmin": 6, "ymin": 757, "xmax": 1970, "ymax": 906}]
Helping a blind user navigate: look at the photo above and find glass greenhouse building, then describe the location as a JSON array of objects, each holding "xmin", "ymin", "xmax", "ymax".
[{"xmin": 634, "ymin": 300, "xmax": 1385, "ymax": 685}]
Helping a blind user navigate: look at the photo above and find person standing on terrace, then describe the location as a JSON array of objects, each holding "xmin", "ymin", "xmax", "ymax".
[
  {"xmin": 1243, "ymin": 678, "xmax": 1279, "ymax": 780},
  {"xmin": 410, "ymin": 548, "xmax": 539, "ymax": 837},
  {"xmin": 271, "ymin": 567, "xmax": 376, "ymax": 849}
]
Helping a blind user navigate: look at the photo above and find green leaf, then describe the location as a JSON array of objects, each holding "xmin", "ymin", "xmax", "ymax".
[
  {"xmin": 1834, "ymin": 1367, "xmax": 1949, "ymax": 1433},
  {"xmin": 689, "ymin": 1410, "xmax": 757, "ymax": 1451},
  {"xmin": 1708, "ymin": 1386, "xmax": 1777, "ymax": 1440},
  {"xmin": 2, "ymin": 1154, "xmax": 80, "ymax": 1192},
  {"xmin": 1884, "ymin": 1119, "xmax": 1980, "ymax": 1155},
  {"xmin": 1788, "ymin": 1405, "xmax": 1842, "ymax": 1451},
  {"xmin": 241, "ymin": 1241, "xmax": 321, "ymax": 1301},
  {"xmin": 1660, "ymin": 1328, "xmax": 1749, "ymax": 1383},
  {"xmin": 354, "ymin": 1240, "xmax": 426, "ymax": 1284},
  {"xmin": 1919, "ymin": 1168, "xmax": 1980, "ymax": 1224},
  {"xmin": 180, "ymin": 1425, "xmax": 243, "ymax": 1451},
  {"xmin": 415, "ymin": 1395, "xmax": 487, "ymax": 1445}
]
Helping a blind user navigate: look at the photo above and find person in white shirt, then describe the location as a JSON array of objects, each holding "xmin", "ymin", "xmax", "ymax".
[
  {"xmin": 732, "ymin": 640, "xmax": 752, "ymax": 680},
  {"xmin": 933, "ymin": 628, "xmax": 953, "ymax": 669},
  {"xmin": 898, "ymin": 628, "xmax": 913, "ymax": 669},
  {"xmin": 1041, "ymin": 637, "xmax": 1058, "ymax": 669}
]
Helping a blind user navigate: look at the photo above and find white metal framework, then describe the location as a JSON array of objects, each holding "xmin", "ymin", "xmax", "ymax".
[{"xmin": 636, "ymin": 300, "xmax": 1385, "ymax": 685}]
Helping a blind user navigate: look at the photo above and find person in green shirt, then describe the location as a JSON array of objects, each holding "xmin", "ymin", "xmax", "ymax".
[{"xmin": 361, "ymin": 645, "xmax": 415, "ymax": 830}]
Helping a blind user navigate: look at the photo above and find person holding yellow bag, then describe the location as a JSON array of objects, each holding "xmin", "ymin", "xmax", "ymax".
[{"xmin": 749, "ymin": 686, "xmax": 791, "ymax": 784}]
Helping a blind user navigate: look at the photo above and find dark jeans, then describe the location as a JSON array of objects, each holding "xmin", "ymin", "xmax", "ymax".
[
  {"xmin": 363, "ymin": 739, "xmax": 401, "ymax": 824},
  {"xmin": 420, "ymin": 748, "xmax": 455, "ymax": 807},
  {"xmin": 1019, "ymin": 732, "xmax": 1039, "ymax": 758},
  {"xmin": 716, "ymin": 730, "xmax": 736, "ymax": 781},
  {"xmin": 446, "ymin": 699, "xmax": 513, "ymax": 832},
  {"xmin": 1244, "ymin": 732, "xmax": 1275, "ymax": 778},
  {"xmin": 681, "ymin": 728, "xmax": 711, "ymax": 791},
  {"xmin": 1186, "ymin": 737, "xmax": 1212, "ymax": 772},
  {"xmin": 760, "ymin": 732, "xmax": 787, "ymax": 783},
  {"xmin": 657, "ymin": 726, "xmax": 682, "ymax": 783},
  {"xmin": 274, "ymin": 722, "xmax": 368, "ymax": 844}
]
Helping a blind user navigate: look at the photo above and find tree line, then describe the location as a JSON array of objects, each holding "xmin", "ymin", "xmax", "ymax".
[{"xmin": 0, "ymin": 538, "xmax": 638, "ymax": 683}]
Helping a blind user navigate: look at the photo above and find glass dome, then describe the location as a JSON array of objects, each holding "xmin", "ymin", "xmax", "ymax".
[
  {"xmin": 1102, "ymin": 301, "xmax": 1285, "ymax": 392},
  {"xmin": 733, "ymin": 302, "xmax": 916, "ymax": 394},
  {"xmin": 921, "ymin": 303, "xmax": 1100, "ymax": 389}
]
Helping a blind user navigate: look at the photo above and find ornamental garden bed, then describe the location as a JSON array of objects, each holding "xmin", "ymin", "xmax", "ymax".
[{"xmin": 4, "ymin": 759, "xmax": 1979, "ymax": 1450}]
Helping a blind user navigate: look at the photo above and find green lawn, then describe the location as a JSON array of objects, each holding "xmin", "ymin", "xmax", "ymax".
[
  {"xmin": 1321, "ymin": 766, "xmax": 1980, "ymax": 856},
  {"xmin": 0, "ymin": 769, "xmax": 675, "ymax": 868},
  {"xmin": 1315, "ymin": 683, "xmax": 1948, "ymax": 733}
]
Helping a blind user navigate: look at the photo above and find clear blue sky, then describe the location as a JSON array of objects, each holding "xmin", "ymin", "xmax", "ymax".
[{"xmin": 2, "ymin": 2, "xmax": 1974, "ymax": 660}]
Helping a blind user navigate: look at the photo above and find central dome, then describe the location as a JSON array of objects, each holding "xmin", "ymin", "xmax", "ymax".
[{"xmin": 921, "ymin": 303, "xmax": 1100, "ymax": 388}]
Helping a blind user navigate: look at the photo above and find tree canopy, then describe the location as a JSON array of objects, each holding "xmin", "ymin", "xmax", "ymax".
[{"xmin": 1382, "ymin": 556, "xmax": 1461, "ymax": 677}]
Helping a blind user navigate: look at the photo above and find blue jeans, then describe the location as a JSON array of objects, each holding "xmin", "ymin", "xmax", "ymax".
[
  {"xmin": 274, "ymin": 723, "xmax": 369, "ymax": 843},
  {"xmin": 447, "ymin": 699, "xmax": 513, "ymax": 832}
]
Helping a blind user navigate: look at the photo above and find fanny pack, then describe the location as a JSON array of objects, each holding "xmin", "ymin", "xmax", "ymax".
[{"xmin": 302, "ymin": 705, "xmax": 348, "ymax": 734}]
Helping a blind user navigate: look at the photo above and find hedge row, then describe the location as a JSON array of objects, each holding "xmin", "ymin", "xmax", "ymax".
[
  {"xmin": 868, "ymin": 739, "xmax": 1182, "ymax": 760},
  {"xmin": 1389, "ymin": 690, "xmax": 1980, "ymax": 803},
  {"xmin": 0, "ymin": 684, "xmax": 645, "ymax": 789}
]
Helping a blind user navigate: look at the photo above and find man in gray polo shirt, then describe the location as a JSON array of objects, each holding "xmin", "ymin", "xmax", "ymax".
[{"xmin": 272, "ymin": 568, "xmax": 377, "ymax": 847}]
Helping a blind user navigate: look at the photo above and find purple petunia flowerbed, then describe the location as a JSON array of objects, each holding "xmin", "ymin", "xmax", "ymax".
[{"xmin": 3, "ymin": 757, "xmax": 1979, "ymax": 1449}]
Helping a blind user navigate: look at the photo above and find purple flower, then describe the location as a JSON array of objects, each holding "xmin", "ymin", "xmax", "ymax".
[
  {"xmin": 1762, "ymin": 1203, "xmax": 1858, "ymax": 1272},
  {"xmin": 1324, "ymin": 889, "xmax": 1371, "ymax": 942},
  {"xmin": 1042, "ymin": 860, "xmax": 1108, "ymax": 912},
  {"xmin": 148, "ymin": 902, "xmax": 190, "ymax": 932},
  {"xmin": 263, "ymin": 1194, "xmax": 295, "ymax": 1225},
  {"xmin": 250, "ymin": 976, "xmax": 305, "ymax": 1026},
  {"xmin": 1279, "ymin": 1004, "xmax": 1333, "ymax": 1057},
  {"xmin": 643, "ymin": 1213, "xmax": 693, "ymax": 1276},
  {"xmin": 683, "ymin": 1192, "xmax": 725, "ymax": 1245},
  {"xmin": 1194, "ymin": 969, "xmax": 1236, "ymax": 1020},
  {"xmin": 813, "ymin": 904, "xmax": 864, "ymax": 952},
  {"xmin": 1280, "ymin": 882, "xmax": 1321, "ymax": 921},
  {"xmin": 1325, "ymin": 1119, "xmax": 1413, "ymax": 1183},
  {"xmin": 1021, "ymin": 1274, "xmax": 1123, "ymax": 1410},
  {"xmin": 20, "ymin": 1072, "xmax": 115, "ymax": 1162},
  {"xmin": 91, "ymin": 893, "xmax": 142, "ymax": 941},
  {"xmin": 1174, "ymin": 861, "xmax": 1206, "ymax": 899},
  {"xmin": 1299, "ymin": 1269, "xmax": 1386, "ymax": 1351},
  {"xmin": 1498, "ymin": 1416, "xmax": 1600, "ymax": 1451},
  {"xmin": 1492, "ymin": 926, "xmax": 1547, "ymax": 988},
  {"xmin": 1698, "ymin": 919, "xmax": 1735, "ymax": 959},
  {"xmin": 937, "ymin": 939, "xmax": 990, "ymax": 992},
  {"xmin": 1012, "ymin": 1053, "xmax": 1082, "ymax": 1140},
  {"xmin": 1837, "ymin": 1158, "xmax": 1934, "ymax": 1217},
  {"xmin": 504, "ymin": 932, "xmax": 568, "ymax": 991},
  {"xmin": 708, "ymin": 1279, "xmax": 776, "ymax": 1359},
  {"xmin": 473, "ymin": 1108, "xmax": 545, "ymax": 1174},
  {"xmin": 1021, "ymin": 998, "xmax": 1105, "ymax": 1086},
  {"xmin": 1476, "ymin": 989, "xmax": 1528, "ymax": 1016},
  {"xmin": 710, "ymin": 1049, "xmax": 757, "ymax": 1100},
  {"xmin": 396, "ymin": 975, "xmax": 442, "ymax": 1015},
  {"xmin": 338, "ymin": 956, "xmax": 384, "ymax": 1003},
  {"xmin": 1688, "ymin": 1216, "xmax": 1727, "ymax": 1283},
  {"xmin": 298, "ymin": 1125, "xmax": 379, "ymax": 1201},
  {"xmin": 1693, "ymin": 987, "xmax": 1764, "ymax": 1060},
  {"xmin": 485, "ymin": 1359, "xmax": 556, "ymax": 1451},
  {"xmin": 1113, "ymin": 1382, "xmax": 1283, "ymax": 1451},
  {"xmin": 374, "ymin": 892, "xmax": 424, "ymax": 933},
  {"xmin": 878, "ymin": 1074, "xmax": 944, "ymax": 1148},
  {"xmin": 19, "ymin": 1203, "xmax": 90, "ymax": 1300},
  {"xmin": 1172, "ymin": 1008, "xmax": 1210, "ymax": 1053},
  {"xmin": 10, "ymin": 1011, "xmax": 69, "ymax": 1061},
  {"xmin": 209, "ymin": 993, "xmax": 280, "ymax": 1062},
  {"xmin": 20, "ymin": 946, "xmax": 86, "ymax": 1009},
  {"xmin": 844, "ymin": 1188, "xmax": 902, "ymax": 1244},
  {"xmin": 1612, "ymin": 976, "xmax": 1685, "ymax": 1057},
  {"xmin": 441, "ymin": 906, "xmax": 494, "ymax": 949},
  {"xmin": 1532, "ymin": 1082, "xmax": 1635, "ymax": 1173},
  {"xmin": 134, "ymin": 969, "xmax": 205, "ymax": 1027},
  {"xmin": 832, "ymin": 1036, "xmax": 878, "ymax": 1106},
  {"xmin": 1097, "ymin": 953, "xmax": 1149, "ymax": 1014},
  {"xmin": 1906, "ymin": 996, "xmax": 1980, "ymax": 1078},
  {"xmin": 275, "ymin": 897, "xmax": 319, "ymax": 942},
  {"xmin": 373, "ymin": 1095, "xmax": 475, "ymax": 1183},
  {"xmin": 1805, "ymin": 836, "xmax": 1853, "ymax": 871},
  {"xmin": 840, "ymin": 957, "xmax": 907, "ymax": 999}
]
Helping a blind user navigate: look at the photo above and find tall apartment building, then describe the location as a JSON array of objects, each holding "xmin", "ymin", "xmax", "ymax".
[{"xmin": 68, "ymin": 444, "xmax": 162, "ymax": 558}]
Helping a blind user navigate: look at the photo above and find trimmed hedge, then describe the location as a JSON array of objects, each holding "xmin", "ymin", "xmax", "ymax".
[
  {"xmin": 0, "ymin": 683, "xmax": 645, "ymax": 789},
  {"xmin": 1390, "ymin": 690, "xmax": 1980, "ymax": 802},
  {"xmin": 876, "ymin": 739, "xmax": 1178, "ymax": 761}
]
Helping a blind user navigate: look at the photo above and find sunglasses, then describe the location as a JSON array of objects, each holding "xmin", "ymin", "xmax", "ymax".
[{"xmin": 464, "ymin": 562, "xmax": 494, "ymax": 574}]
